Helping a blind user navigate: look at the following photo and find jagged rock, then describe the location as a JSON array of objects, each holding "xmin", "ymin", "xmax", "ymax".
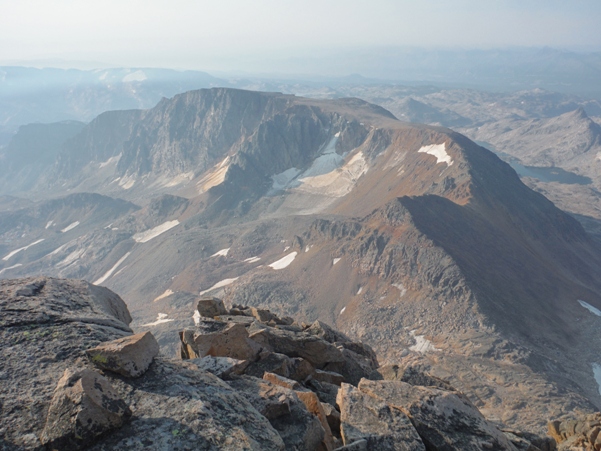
[
  {"xmin": 336, "ymin": 383, "xmax": 425, "ymax": 450},
  {"xmin": 295, "ymin": 389, "xmax": 337, "ymax": 451},
  {"xmin": 322, "ymin": 402, "xmax": 341, "ymax": 436},
  {"xmin": 323, "ymin": 346, "xmax": 377, "ymax": 385},
  {"xmin": 503, "ymin": 429, "xmax": 556, "ymax": 451},
  {"xmin": 549, "ymin": 413, "xmax": 601, "ymax": 450},
  {"xmin": 39, "ymin": 368, "xmax": 131, "ymax": 450},
  {"xmin": 337, "ymin": 342, "xmax": 379, "ymax": 369},
  {"xmin": 250, "ymin": 326, "xmax": 345, "ymax": 368},
  {"xmin": 358, "ymin": 379, "xmax": 518, "ymax": 450},
  {"xmin": 306, "ymin": 378, "xmax": 340, "ymax": 406},
  {"xmin": 368, "ymin": 364, "xmax": 454, "ymax": 391},
  {"xmin": 189, "ymin": 355, "xmax": 250, "ymax": 379},
  {"xmin": 306, "ymin": 320, "xmax": 352, "ymax": 343},
  {"xmin": 86, "ymin": 331, "xmax": 159, "ymax": 378},
  {"xmin": 245, "ymin": 351, "xmax": 293, "ymax": 379},
  {"xmin": 289, "ymin": 357, "xmax": 316, "ymax": 382},
  {"xmin": 230, "ymin": 375, "xmax": 325, "ymax": 450},
  {"xmin": 196, "ymin": 296, "xmax": 228, "ymax": 318},
  {"xmin": 180, "ymin": 320, "xmax": 262, "ymax": 360},
  {"xmin": 264, "ymin": 371, "xmax": 303, "ymax": 390},
  {"xmin": 250, "ymin": 307, "xmax": 278, "ymax": 323},
  {"xmin": 313, "ymin": 369, "xmax": 345, "ymax": 386}
]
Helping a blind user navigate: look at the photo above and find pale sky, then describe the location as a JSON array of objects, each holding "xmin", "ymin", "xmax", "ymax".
[{"xmin": 1, "ymin": 0, "xmax": 600, "ymax": 70}]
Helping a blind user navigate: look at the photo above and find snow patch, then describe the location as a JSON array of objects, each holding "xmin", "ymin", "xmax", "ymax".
[
  {"xmin": 163, "ymin": 171, "xmax": 194, "ymax": 188},
  {"xmin": 271, "ymin": 168, "xmax": 301, "ymax": 191},
  {"xmin": 578, "ymin": 300, "xmax": 601, "ymax": 317},
  {"xmin": 99, "ymin": 154, "xmax": 121, "ymax": 168},
  {"xmin": 593, "ymin": 364, "xmax": 601, "ymax": 396},
  {"xmin": 48, "ymin": 244, "xmax": 67, "ymax": 257},
  {"xmin": 122, "ymin": 70, "xmax": 147, "ymax": 82},
  {"xmin": 133, "ymin": 220, "xmax": 179, "ymax": 243},
  {"xmin": 392, "ymin": 283, "xmax": 407, "ymax": 297},
  {"xmin": 244, "ymin": 256, "xmax": 261, "ymax": 263},
  {"xmin": 119, "ymin": 176, "xmax": 135, "ymax": 190},
  {"xmin": 0, "ymin": 263, "xmax": 22, "ymax": 275},
  {"xmin": 93, "ymin": 252, "xmax": 131, "ymax": 285},
  {"xmin": 199, "ymin": 277, "xmax": 239, "ymax": 295},
  {"xmin": 142, "ymin": 313, "xmax": 174, "ymax": 327},
  {"xmin": 409, "ymin": 330, "xmax": 438, "ymax": 353},
  {"xmin": 193, "ymin": 310, "xmax": 201, "ymax": 326},
  {"xmin": 269, "ymin": 252, "xmax": 297, "ymax": 270},
  {"xmin": 357, "ymin": 287, "xmax": 363, "ymax": 295},
  {"xmin": 61, "ymin": 221, "xmax": 80, "ymax": 233},
  {"xmin": 3, "ymin": 239, "xmax": 45, "ymax": 261},
  {"xmin": 333, "ymin": 258, "xmax": 341, "ymax": 265},
  {"xmin": 418, "ymin": 143, "xmax": 453, "ymax": 166},
  {"xmin": 340, "ymin": 306, "xmax": 346, "ymax": 315},
  {"xmin": 154, "ymin": 289, "xmax": 174, "ymax": 302},
  {"xmin": 45, "ymin": 221, "xmax": 54, "ymax": 229},
  {"xmin": 57, "ymin": 248, "xmax": 86, "ymax": 268},
  {"xmin": 211, "ymin": 248, "xmax": 230, "ymax": 257}
]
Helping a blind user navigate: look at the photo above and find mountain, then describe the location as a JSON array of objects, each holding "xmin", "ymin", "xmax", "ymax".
[
  {"xmin": 0, "ymin": 66, "xmax": 226, "ymax": 146},
  {"xmin": 2, "ymin": 88, "xmax": 601, "ymax": 434}
]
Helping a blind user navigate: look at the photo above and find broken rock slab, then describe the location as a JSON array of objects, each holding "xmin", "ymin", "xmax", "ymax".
[
  {"xmin": 86, "ymin": 331, "xmax": 159, "ymax": 378},
  {"xmin": 197, "ymin": 296, "xmax": 228, "ymax": 318},
  {"xmin": 358, "ymin": 379, "xmax": 518, "ymax": 451},
  {"xmin": 40, "ymin": 368, "xmax": 131, "ymax": 450},
  {"xmin": 230, "ymin": 375, "xmax": 325, "ymax": 450},
  {"xmin": 180, "ymin": 320, "xmax": 262, "ymax": 360},
  {"xmin": 249, "ymin": 326, "xmax": 345, "ymax": 368},
  {"xmin": 336, "ymin": 382, "xmax": 425, "ymax": 451},
  {"xmin": 190, "ymin": 355, "xmax": 249, "ymax": 379}
]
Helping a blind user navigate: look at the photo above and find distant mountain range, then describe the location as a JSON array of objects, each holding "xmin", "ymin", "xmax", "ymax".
[{"xmin": 2, "ymin": 88, "xmax": 601, "ymax": 434}]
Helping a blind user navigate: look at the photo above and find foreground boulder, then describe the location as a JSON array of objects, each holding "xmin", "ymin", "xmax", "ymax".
[
  {"xmin": 336, "ymin": 383, "xmax": 425, "ymax": 450},
  {"xmin": 40, "ymin": 368, "xmax": 131, "ymax": 450},
  {"xmin": 86, "ymin": 331, "xmax": 159, "ymax": 377},
  {"xmin": 358, "ymin": 379, "xmax": 518, "ymax": 450}
]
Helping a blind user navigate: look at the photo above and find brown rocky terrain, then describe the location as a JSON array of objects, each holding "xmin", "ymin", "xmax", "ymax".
[
  {"xmin": 0, "ymin": 276, "xmax": 571, "ymax": 450},
  {"xmin": 1, "ymin": 88, "xmax": 601, "ymax": 437}
]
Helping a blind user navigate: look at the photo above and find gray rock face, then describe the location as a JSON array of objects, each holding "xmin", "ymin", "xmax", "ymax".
[
  {"xmin": 336, "ymin": 383, "xmax": 425, "ymax": 451},
  {"xmin": 358, "ymin": 379, "xmax": 518, "ymax": 451},
  {"xmin": 40, "ymin": 368, "xmax": 131, "ymax": 450},
  {"xmin": 250, "ymin": 326, "xmax": 345, "ymax": 368},
  {"xmin": 86, "ymin": 331, "xmax": 159, "ymax": 377},
  {"xmin": 0, "ymin": 278, "xmax": 285, "ymax": 450},
  {"xmin": 230, "ymin": 375, "xmax": 324, "ymax": 450},
  {"xmin": 189, "ymin": 355, "xmax": 250, "ymax": 379}
]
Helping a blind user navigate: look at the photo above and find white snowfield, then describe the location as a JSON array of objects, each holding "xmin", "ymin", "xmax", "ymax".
[
  {"xmin": 392, "ymin": 283, "xmax": 407, "ymax": 297},
  {"xmin": 3, "ymin": 239, "xmax": 45, "ymax": 261},
  {"xmin": 211, "ymin": 248, "xmax": 230, "ymax": 257},
  {"xmin": 119, "ymin": 175, "xmax": 136, "ymax": 190},
  {"xmin": 333, "ymin": 258, "xmax": 341, "ymax": 265},
  {"xmin": 153, "ymin": 289, "xmax": 174, "ymax": 302},
  {"xmin": 45, "ymin": 221, "xmax": 54, "ymax": 229},
  {"xmin": 142, "ymin": 313, "xmax": 174, "ymax": 327},
  {"xmin": 61, "ymin": 221, "xmax": 80, "ymax": 233},
  {"xmin": 594, "ymin": 364, "xmax": 601, "ymax": 396},
  {"xmin": 133, "ymin": 220, "xmax": 179, "ymax": 243},
  {"xmin": 409, "ymin": 330, "xmax": 438, "ymax": 353},
  {"xmin": 578, "ymin": 299, "xmax": 601, "ymax": 317},
  {"xmin": 271, "ymin": 168, "xmax": 301, "ymax": 191},
  {"xmin": 340, "ymin": 306, "xmax": 346, "ymax": 315},
  {"xmin": 244, "ymin": 256, "xmax": 261, "ymax": 263},
  {"xmin": 199, "ymin": 277, "xmax": 239, "ymax": 295},
  {"xmin": 99, "ymin": 154, "xmax": 121, "ymax": 168},
  {"xmin": 57, "ymin": 248, "xmax": 86, "ymax": 269},
  {"xmin": 418, "ymin": 143, "xmax": 453, "ymax": 166},
  {"xmin": 0, "ymin": 263, "xmax": 22, "ymax": 275},
  {"xmin": 269, "ymin": 252, "xmax": 298, "ymax": 270},
  {"xmin": 93, "ymin": 252, "xmax": 131, "ymax": 285}
]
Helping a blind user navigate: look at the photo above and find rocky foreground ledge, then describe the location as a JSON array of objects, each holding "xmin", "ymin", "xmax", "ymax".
[{"xmin": 0, "ymin": 277, "xmax": 597, "ymax": 450}]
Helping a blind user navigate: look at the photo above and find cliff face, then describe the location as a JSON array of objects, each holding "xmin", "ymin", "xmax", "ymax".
[{"xmin": 2, "ymin": 88, "xmax": 601, "ymax": 434}]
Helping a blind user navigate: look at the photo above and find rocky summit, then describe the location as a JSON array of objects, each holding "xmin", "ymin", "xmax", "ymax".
[
  {"xmin": 1, "ymin": 88, "xmax": 601, "ymax": 443},
  {"xmin": 0, "ymin": 276, "xmax": 575, "ymax": 450}
]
